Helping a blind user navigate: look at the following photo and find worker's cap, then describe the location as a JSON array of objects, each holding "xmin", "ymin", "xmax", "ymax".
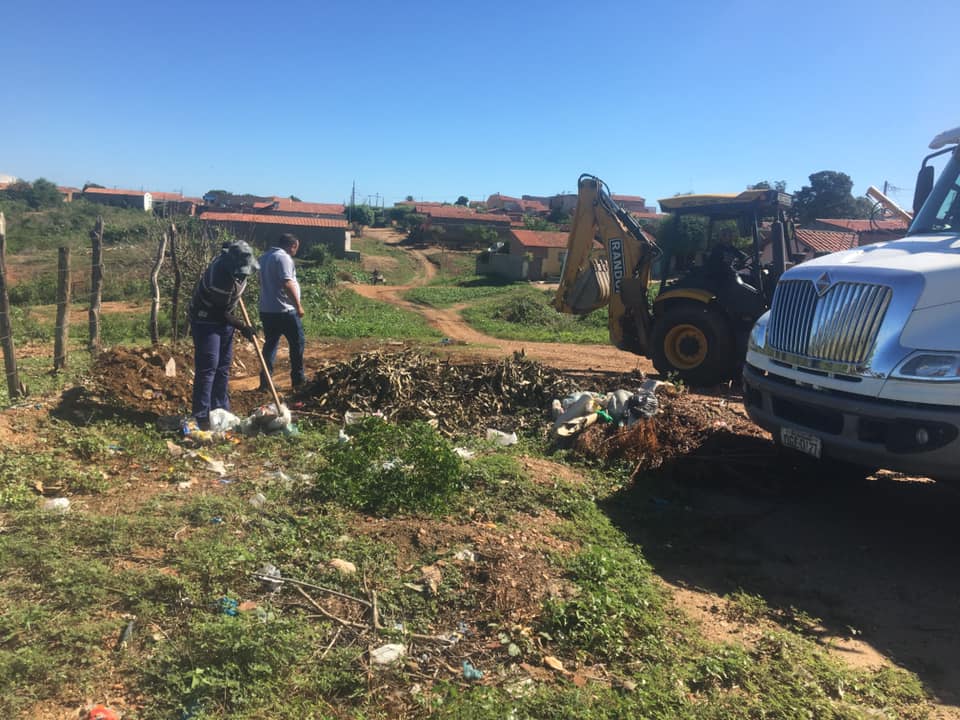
[{"xmin": 224, "ymin": 240, "xmax": 259, "ymax": 277}]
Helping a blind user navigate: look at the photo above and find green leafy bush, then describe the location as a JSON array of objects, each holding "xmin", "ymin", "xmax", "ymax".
[{"xmin": 314, "ymin": 417, "xmax": 463, "ymax": 515}]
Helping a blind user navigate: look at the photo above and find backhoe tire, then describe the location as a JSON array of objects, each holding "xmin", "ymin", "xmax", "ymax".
[{"xmin": 652, "ymin": 305, "xmax": 734, "ymax": 386}]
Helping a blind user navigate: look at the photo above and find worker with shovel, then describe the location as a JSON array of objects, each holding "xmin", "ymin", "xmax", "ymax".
[{"xmin": 188, "ymin": 241, "xmax": 258, "ymax": 430}]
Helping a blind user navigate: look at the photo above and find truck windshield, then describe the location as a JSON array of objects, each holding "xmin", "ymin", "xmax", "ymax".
[{"xmin": 911, "ymin": 148, "xmax": 960, "ymax": 234}]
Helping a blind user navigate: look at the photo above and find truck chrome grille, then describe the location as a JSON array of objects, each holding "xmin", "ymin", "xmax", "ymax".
[{"xmin": 767, "ymin": 280, "xmax": 892, "ymax": 365}]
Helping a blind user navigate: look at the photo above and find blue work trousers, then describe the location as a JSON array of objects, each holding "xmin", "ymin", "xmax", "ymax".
[
  {"xmin": 259, "ymin": 311, "xmax": 306, "ymax": 387},
  {"xmin": 191, "ymin": 321, "xmax": 235, "ymax": 422}
]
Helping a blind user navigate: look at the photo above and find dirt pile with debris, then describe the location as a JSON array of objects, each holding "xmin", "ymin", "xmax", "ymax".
[{"xmin": 300, "ymin": 349, "xmax": 585, "ymax": 434}]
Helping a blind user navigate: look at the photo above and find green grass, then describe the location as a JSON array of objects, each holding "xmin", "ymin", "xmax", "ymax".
[
  {"xmin": 347, "ymin": 234, "xmax": 423, "ymax": 285},
  {"xmin": 461, "ymin": 285, "xmax": 611, "ymax": 343},
  {"xmin": 404, "ymin": 276, "xmax": 520, "ymax": 308},
  {"xmin": 303, "ymin": 285, "xmax": 441, "ymax": 341},
  {"xmin": 0, "ymin": 414, "xmax": 936, "ymax": 718}
]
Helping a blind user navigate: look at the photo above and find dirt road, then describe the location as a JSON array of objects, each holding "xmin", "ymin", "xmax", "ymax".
[{"xmin": 350, "ymin": 237, "xmax": 655, "ymax": 376}]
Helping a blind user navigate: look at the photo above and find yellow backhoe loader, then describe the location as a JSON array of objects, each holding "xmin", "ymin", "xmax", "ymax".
[{"xmin": 553, "ymin": 174, "xmax": 795, "ymax": 385}]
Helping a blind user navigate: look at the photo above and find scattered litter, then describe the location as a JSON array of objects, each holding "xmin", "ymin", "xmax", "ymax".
[
  {"xmin": 115, "ymin": 618, "xmax": 135, "ymax": 651},
  {"xmin": 217, "ymin": 477, "xmax": 233, "ymax": 485},
  {"xmin": 421, "ymin": 564, "xmax": 443, "ymax": 595},
  {"xmin": 209, "ymin": 408, "xmax": 241, "ymax": 432},
  {"xmin": 263, "ymin": 469, "xmax": 293, "ymax": 486},
  {"xmin": 453, "ymin": 447, "xmax": 475, "ymax": 460},
  {"xmin": 166, "ymin": 439, "xmax": 184, "ymax": 457},
  {"xmin": 543, "ymin": 655, "xmax": 565, "ymax": 672},
  {"xmin": 210, "ymin": 516, "xmax": 223, "ymax": 525},
  {"xmin": 328, "ymin": 558, "xmax": 357, "ymax": 575},
  {"xmin": 200, "ymin": 456, "xmax": 228, "ymax": 477},
  {"xmin": 177, "ymin": 480, "xmax": 193, "ymax": 491},
  {"xmin": 344, "ymin": 410, "xmax": 385, "ymax": 425},
  {"xmin": 462, "ymin": 660, "xmax": 484, "ymax": 681},
  {"xmin": 164, "ymin": 357, "xmax": 177, "ymax": 377},
  {"xmin": 249, "ymin": 492, "xmax": 267, "ymax": 509},
  {"xmin": 486, "ymin": 428, "xmax": 518, "ymax": 446},
  {"xmin": 41, "ymin": 497, "xmax": 70, "ymax": 513},
  {"xmin": 454, "ymin": 549, "xmax": 476, "ymax": 562},
  {"xmin": 258, "ymin": 563, "xmax": 283, "ymax": 591},
  {"xmin": 238, "ymin": 600, "xmax": 259, "ymax": 612},
  {"xmin": 553, "ymin": 385, "xmax": 662, "ymax": 438},
  {"xmin": 370, "ymin": 643, "xmax": 406, "ymax": 665},
  {"xmin": 87, "ymin": 705, "xmax": 121, "ymax": 720},
  {"xmin": 218, "ymin": 597, "xmax": 239, "ymax": 616}
]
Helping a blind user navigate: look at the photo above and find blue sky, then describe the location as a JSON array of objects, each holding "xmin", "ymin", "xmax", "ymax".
[{"xmin": 3, "ymin": 0, "xmax": 956, "ymax": 210}]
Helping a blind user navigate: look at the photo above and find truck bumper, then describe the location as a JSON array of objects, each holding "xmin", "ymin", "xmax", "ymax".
[{"xmin": 742, "ymin": 363, "xmax": 960, "ymax": 481}]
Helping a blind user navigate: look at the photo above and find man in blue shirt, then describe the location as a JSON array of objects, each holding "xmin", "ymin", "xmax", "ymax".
[{"xmin": 258, "ymin": 233, "xmax": 306, "ymax": 390}]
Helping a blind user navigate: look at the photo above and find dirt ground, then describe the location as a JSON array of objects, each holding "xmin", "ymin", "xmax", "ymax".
[{"xmin": 7, "ymin": 231, "xmax": 960, "ymax": 717}]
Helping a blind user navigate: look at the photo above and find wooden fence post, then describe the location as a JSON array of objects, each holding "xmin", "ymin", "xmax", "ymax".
[
  {"xmin": 149, "ymin": 230, "xmax": 168, "ymax": 346},
  {"xmin": 0, "ymin": 213, "xmax": 24, "ymax": 399},
  {"xmin": 89, "ymin": 216, "xmax": 104, "ymax": 352},
  {"xmin": 168, "ymin": 223, "xmax": 182, "ymax": 342},
  {"xmin": 54, "ymin": 247, "xmax": 71, "ymax": 371}
]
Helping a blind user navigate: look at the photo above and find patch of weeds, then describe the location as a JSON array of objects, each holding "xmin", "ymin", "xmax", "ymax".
[
  {"xmin": 539, "ymin": 540, "xmax": 665, "ymax": 661},
  {"xmin": 724, "ymin": 589, "xmax": 769, "ymax": 622},
  {"xmin": 0, "ymin": 448, "xmax": 107, "ymax": 504},
  {"xmin": 142, "ymin": 611, "xmax": 341, "ymax": 717},
  {"xmin": 688, "ymin": 643, "xmax": 752, "ymax": 691},
  {"xmin": 314, "ymin": 417, "xmax": 463, "ymax": 516},
  {"xmin": 457, "ymin": 452, "xmax": 544, "ymax": 520}
]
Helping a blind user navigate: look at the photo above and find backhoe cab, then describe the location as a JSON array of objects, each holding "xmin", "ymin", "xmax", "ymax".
[{"xmin": 554, "ymin": 174, "xmax": 795, "ymax": 385}]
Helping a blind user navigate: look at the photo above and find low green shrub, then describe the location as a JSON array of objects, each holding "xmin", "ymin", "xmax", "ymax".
[{"xmin": 314, "ymin": 417, "xmax": 463, "ymax": 515}]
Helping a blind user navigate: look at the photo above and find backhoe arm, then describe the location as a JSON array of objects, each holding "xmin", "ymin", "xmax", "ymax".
[{"xmin": 553, "ymin": 174, "xmax": 660, "ymax": 354}]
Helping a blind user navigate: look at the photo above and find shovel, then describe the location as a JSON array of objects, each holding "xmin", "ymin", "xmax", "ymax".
[{"xmin": 237, "ymin": 296, "xmax": 290, "ymax": 428}]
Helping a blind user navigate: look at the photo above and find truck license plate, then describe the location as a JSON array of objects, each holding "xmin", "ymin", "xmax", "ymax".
[{"xmin": 780, "ymin": 427, "xmax": 822, "ymax": 459}]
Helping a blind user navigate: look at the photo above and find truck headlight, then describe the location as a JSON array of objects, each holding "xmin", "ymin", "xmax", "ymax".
[
  {"xmin": 893, "ymin": 353, "xmax": 960, "ymax": 380},
  {"xmin": 748, "ymin": 314, "xmax": 768, "ymax": 351}
]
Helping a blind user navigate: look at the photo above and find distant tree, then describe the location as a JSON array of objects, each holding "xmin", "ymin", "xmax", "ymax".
[
  {"xmin": 455, "ymin": 195, "xmax": 469, "ymax": 206},
  {"xmin": 657, "ymin": 214, "xmax": 708, "ymax": 270},
  {"xmin": 30, "ymin": 178, "xmax": 62, "ymax": 208},
  {"xmin": 405, "ymin": 195, "xmax": 415, "ymax": 202},
  {"xmin": 82, "ymin": 182, "xmax": 105, "ymax": 191},
  {"xmin": 346, "ymin": 204, "xmax": 375, "ymax": 227},
  {"xmin": 793, "ymin": 171, "xmax": 863, "ymax": 223},
  {"xmin": 464, "ymin": 225, "xmax": 499, "ymax": 248},
  {"xmin": 289, "ymin": 195, "xmax": 302, "ymax": 202},
  {"xmin": 749, "ymin": 180, "xmax": 787, "ymax": 192},
  {"xmin": 522, "ymin": 215, "xmax": 552, "ymax": 231},
  {"xmin": 3, "ymin": 178, "xmax": 62, "ymax": 209}
]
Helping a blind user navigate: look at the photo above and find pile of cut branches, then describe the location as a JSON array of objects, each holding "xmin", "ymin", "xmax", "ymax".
[{"xmin": 300, "ymin": 350, "xmax": 579, "ymax": 434}]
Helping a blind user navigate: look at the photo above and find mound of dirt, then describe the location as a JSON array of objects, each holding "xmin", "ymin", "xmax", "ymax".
[{"xmin": 55, "ymin": 345, "xmax": 265, "ymax": 424}]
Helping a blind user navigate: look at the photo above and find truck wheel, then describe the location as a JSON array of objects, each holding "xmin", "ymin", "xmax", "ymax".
[{"xmin": 652, "ymin": 305, "xmax": 734, "ymax": 386}]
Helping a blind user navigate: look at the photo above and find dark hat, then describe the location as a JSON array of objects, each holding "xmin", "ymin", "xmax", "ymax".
[{"xmin": 225, "ymin": 240, "xmax": 259, "ymax": 277}]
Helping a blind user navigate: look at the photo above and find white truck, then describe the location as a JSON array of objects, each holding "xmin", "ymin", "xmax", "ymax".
[{"xmin": 743, "ymin": 124, "xmax": 960, "ymax": 481}]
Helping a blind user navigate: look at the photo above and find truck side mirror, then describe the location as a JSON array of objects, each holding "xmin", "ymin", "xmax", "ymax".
[{"xmin": 913, "ymin": 165, "xmax": 934, "ymax": 216}]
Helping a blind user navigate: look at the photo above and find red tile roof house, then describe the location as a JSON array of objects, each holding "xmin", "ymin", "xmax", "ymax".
[
  {"xmin": 761, "ymin": 227, "xmax": 858, "ymax": 265},
  {"xmin": 508, "ymin": 229, "xmax": 570, "ymax": 280},
  {"xmin": 58, "ymin": 186, "xmax": 81, "ymax": 202},
  {"xmin": 419, "ymin": 205, "xmax": 513, "ymax": 247},
  {"xmin": 611, "ymin": 194, "xmax": 649, "ymax": 213},
  {"xmin": 252, "ymin": 198, "xmax": 347, "ymax": 220},
  {"xmin": 486, "ymin": 194, "xmax": 550, "ymax": 223},
  {"xmin": 810, "ymin": 218, "xmax": 909, "ymax": 247},
  {"xmin": 199, "ymin": 212, "xmax": 355, "ymax": 259},
  {"xmin": 82, "ymin": 187, "xmax": 153, "ymax": 211},
  {"xmin": 150, "ymin": 191, "xmax": 203, "ymax": 217}
]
